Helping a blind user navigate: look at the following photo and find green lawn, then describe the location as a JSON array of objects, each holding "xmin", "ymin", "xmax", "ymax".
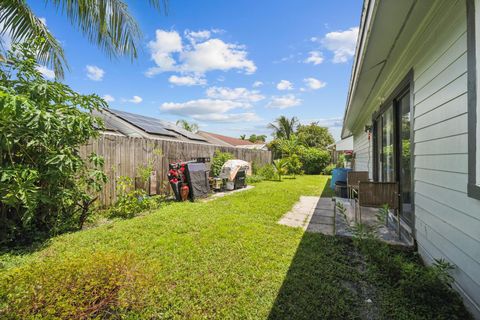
[{"xmin": 0, "ymin": 175, "xmax": 470, "ymax": 319}]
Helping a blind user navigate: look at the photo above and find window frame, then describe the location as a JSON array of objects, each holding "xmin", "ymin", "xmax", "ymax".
[{"xmin": 467, "ymin": 0, "xmax": 480, "ymax": 199}]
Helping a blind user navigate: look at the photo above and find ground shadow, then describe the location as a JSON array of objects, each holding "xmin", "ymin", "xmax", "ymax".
[
  {"xmin": 320, "ymin": 178, "xmax": 334, "ymax": 198},
  {"xmin": 267, "ymin": 231, "xmax": 364, "ymax": 319}
]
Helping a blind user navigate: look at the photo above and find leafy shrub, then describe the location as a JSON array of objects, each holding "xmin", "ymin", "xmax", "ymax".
[
  {"xmin": 0, "ymin": 251, "xmax": 151, "ymax": 318},
  {"xmin": 336, "ymin": 202, "xmax": 471, "ymax": 319},
  {"xmin": 323, "ymin": 164, "xmax": 336, "ymax": 175},
  {"xmin": 299, "ymin": 147, "xmax": 331, "ymax": 174},
  {"xmin": 0, "ymin": 42, "xmax": 106, "ymax": 245},
  {"xmin": 285, "ymin": 154, "xmax": 303, "ymax": 177},
  {"xmin": 107, "ymin": 176, "xmax": 165, "ymax": 219},
  {"xmin": 246, "ymin": 175, "xmax": 264, "ymax": 183},
  {"xmin": 211, "ymin": 150, "xmax": 234, "ymax": 177},
  {"xmin": 336, "ymin": 153, "xmax": 346, "ymax": 168},
  {"xmin": 257, "ymin": 164, "xmax": 276, "ymax": 180}
]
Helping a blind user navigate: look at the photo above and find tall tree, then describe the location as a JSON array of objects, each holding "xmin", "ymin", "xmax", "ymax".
[
  {"xmin": 268, "ymin": 116, "xmax": 299, "ymax": 140},
  {"xmin": 297, "ymin": 122, "xmax": 335, "ymax": 150},
  {"xmin": 176, "ymin": 119, "xmax": 199, "ymax": 133},
  {"xmin": 239, "ymin": 134, "xmax": 246, "ymax": 140},
  {"xmin": 0, "ymin": 0, "xmax": 167, "ymax": 78}
]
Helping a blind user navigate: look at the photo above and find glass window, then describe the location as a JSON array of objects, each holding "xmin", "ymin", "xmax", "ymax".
[
  {"xmin": 381, "ymin": 106, "xmax": 395, "ymax": 182},
  {"xmin": 398, "ymin": 92, "xmax": 412, "ymax": 225}
]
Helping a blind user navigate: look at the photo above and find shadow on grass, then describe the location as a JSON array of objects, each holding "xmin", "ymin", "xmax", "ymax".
[
  {"xmin": 267, "ymin": 177, "xmax": 472, "ymax": 319},
  {"xmin": 267, "ymin": 232, "xmax": 363, "ymax": 319},
  {"xmin": 321, "ymin": 178, "xmax": 334, "ymax": 198}
]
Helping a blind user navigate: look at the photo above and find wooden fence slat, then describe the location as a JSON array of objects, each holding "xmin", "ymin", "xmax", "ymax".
[{"xmin": 80, "ymin": 134, "xmax": 272, "ymax": 207}]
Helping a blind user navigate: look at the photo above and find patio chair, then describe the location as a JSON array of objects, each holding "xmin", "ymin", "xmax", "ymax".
[
  {"xmin": 347, "ymin": 171, "xmax": 369, "ymax": 199},
  {"xmin": 355, "ymin": 181, "xmax": 400, "ymax": 236}
]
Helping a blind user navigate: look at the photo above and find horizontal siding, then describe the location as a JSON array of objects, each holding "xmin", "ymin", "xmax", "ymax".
[
  {"xmin": 348, "ymin": 0, "xmax": 480, "ymax": 314},
  {"xmin": 353, "ymin": 132, "xmax": 373, "ymax": 179},
  {"xmin": 417, "ymin": 236, "xmax": 480, "ymax": 314},
  {"xmin": 357, "ymin": 0, "xmax": 480, "ymax": 316},
  {"xmin": 415, "ymin": 168, "xmax": 467, "ymax": 193},
  {"xmin": 414, "ymin": 72, "xmax": 467, "ymax": 117},
  {"xmin": 414, "ymin": 93, "xmax": 467, "ymax": 130},
  {"xmin": 415, "ymin": 154, "xmax": 468, "ymax": 173},
  {"xmin": 414, "ymin": 113, "xmax": 468, "ymax": 143},
  {"xmin": 414, "ymin": 133, "xmax": 468, "ymax": 155},
  {"xmin": 414, "ymin": 52, "xmax": 467, "ymax": 104}
]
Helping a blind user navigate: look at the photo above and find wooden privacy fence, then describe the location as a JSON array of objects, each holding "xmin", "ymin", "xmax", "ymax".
[{"xmin": 79, "ymin": 134, "xmax": 272, "ymax": 207}]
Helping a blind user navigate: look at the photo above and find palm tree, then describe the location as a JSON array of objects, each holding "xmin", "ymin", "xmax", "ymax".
[
  {"xmin": 239, "ymin": 134, "xmax": 246, "ymax": 140},
  {"xmin": 268, "ymin": 116, "xmax": 299, "ymax": 139},
  {"xmin": 0, "ymin": 0, "xmax": 167, "ymax": 78},
  {"xmin": 176, "ymin": 120, "xmax": 199, "ymax": 133}
]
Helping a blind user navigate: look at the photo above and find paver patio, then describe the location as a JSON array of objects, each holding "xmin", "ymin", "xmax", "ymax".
[{"xmin": 278, "ymin": 196, "xmax": 334, "ymax": 235}]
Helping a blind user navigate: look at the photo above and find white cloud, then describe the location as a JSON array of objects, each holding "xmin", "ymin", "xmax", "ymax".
[
  {"xmin": 180, "ymin": 39, "xmax": 256, "ymax": 74},
  {"xmin": 266, "ymin": 94, "xmax": 302, "ymax": 109},
  {"xmin": 161, "ymin": 99, "xmax": 247, "ymax": 115},
  {"xmin": 193, "ymin": 112, "xmax": 260, "ymax": 122},
  {"xmin": 128, "ymin": 96, "xmax": 143, "ymax": 104},
  {"xmin": 102, "ymin": 94, "xmax": 115, "ymax": 103},
  {"xmin": 168, "ymin": 75, "xmax": 206, "ymax": 86},
  {"xmin": 303, "ymin": 77, "xmax": 327, "ymax": 90},
  {"xmin": 252, "ymin": 81, "xmax": 263, "ymax": 88},
  {"xmin": 36, "ymin": 66, "xmax": 55, "ymax": 80},
  {"xmin": 304, "ymin": 51, "xmax": 324, "ymax": 65},
  {"xmin": 160, "ymin": 97, "xmax": 260, "ymax": 123},
  {"xmin": 184, "ymin": 29, "xmax": 211, "ymax": 43},
  {"xmin": 321, "ymin": 27, "xmax": 359, "ymax": 63},
  {"xmin": 276, "ymin": 80, "xmax": 293, "ymax": 91},
  {"xmin": 206, "ymin": 87, "xmax": 264, "ymax": 102},
  {"xmin": 145, "ymin": 30, "xmax": 183, "ymax": 76},
  {"xmin": 86, "ymin": 65, "xmax": 105, "ymax": 81},
  {"xmin": 145, "ymin": 29, "xmax": 256, "ymax": 77}
]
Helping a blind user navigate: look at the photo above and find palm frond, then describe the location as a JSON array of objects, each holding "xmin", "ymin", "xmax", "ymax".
[
  {"xmin": 148, "ymin": 0, "xmax": 169, "ymax": 13},
  {"xmin": 46, "ymin": 0, "xmax": 142, "ymax": 61},
  {"xmin": 0, "ymin": 0, "xmax": 66, "ymax": 77}
]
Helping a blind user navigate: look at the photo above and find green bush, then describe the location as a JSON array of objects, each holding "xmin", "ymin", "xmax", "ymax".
[
  {"xmin": 336, "ymin": 153, "xmax": 346, "ymax": 168},
  {"xmin": 285, "ymin": 154, "xmax": 303, "ymax": 177},
  {"xmin": 0, "ymin": 42, "xmax": 106, "ymax": 245},
  {"xmin": 323, "ymin": 164, "xmax": 336, "ymax": 175},
  {"xmin": 246, "ymin": 175, "xmax": 264, "ymax": 183},
  {"xmin": 107, "ymin": 176, "xmax": 165, "ymax": 219},
  {"xmin": 211, "ymin": 150, "xmax": 234, "ymax": 177},
  {"xmin": 0, "ymin": 250, "xmax": 151, "ymax": 318},
  {"xmin": 299, "ymin": 147, "xmax": 331, "ymax": 174},
  {"xmin": 257, "ymin": 164, "xmax": 276, "ymax": 180}
]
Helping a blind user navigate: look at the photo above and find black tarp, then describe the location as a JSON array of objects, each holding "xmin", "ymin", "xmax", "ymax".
[{"xmin": 186, "ymin": 162, "xmax": 210, "ymax": 200}]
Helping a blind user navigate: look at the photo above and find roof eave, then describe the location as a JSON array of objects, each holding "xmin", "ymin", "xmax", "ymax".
[{"xmin": 341, "ymin": 0, "xmax": 378, "ymax": 139}]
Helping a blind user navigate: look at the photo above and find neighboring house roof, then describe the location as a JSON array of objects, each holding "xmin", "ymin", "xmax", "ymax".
[
  {"xmin": 236, "ymin": 144, "xmax": 268, "ymax": 150},
  {"xmin": 197, "ymin": 131, "xmax": 255, "ymax": 147},
  {"xmin": 341, "ymin": 0, "xmax": 431, "ymax": 138},
  {"xmin": 95, "ymin": 108, "xmax": 209, "ymax": 143},
  {"xmin": 331, "ymin": 136, "xmax": 354, "ymax": 152}
]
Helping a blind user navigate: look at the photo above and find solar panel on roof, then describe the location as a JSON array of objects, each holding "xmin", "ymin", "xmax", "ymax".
[
  {"xmin": 110, "ymin": 109, "xmax": 176, "ymax": 137},
  {"xmin": 108, "ymin": 109, "xmax": 208, "ymax": 142}
]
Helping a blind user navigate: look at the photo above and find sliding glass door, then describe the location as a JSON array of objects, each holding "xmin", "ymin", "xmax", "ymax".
[{"xmin": 373, "ymin": 88, "xmax": 413, "ymax": 229}]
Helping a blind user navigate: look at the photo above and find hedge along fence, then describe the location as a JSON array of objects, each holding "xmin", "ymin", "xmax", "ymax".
[{"xmin": 79, "ymin": 134, "xmax": 272, "ymax": 207}]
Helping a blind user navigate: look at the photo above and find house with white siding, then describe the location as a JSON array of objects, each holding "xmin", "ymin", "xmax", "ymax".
[{"xmin": 341, "ymin": 0, "xmax": 480, "ymax": 317}]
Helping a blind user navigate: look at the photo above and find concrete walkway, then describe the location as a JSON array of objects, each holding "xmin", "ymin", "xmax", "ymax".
[{"xmin": 278, "ymin": 196, "xmax": 334, "ymax": 235}]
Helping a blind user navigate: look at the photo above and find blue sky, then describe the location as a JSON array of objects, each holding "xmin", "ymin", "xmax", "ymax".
[{"xmin": 27, "ymin": 1, "xmax": 362, "ymax": 140}]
